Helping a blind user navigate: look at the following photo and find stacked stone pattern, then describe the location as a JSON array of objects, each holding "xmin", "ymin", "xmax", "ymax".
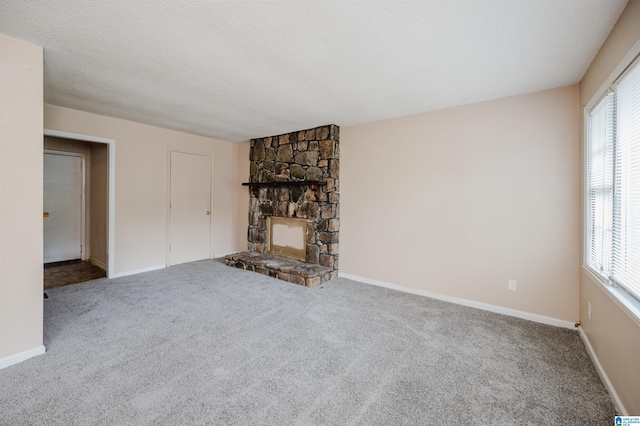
[
  {"xmin": 230, "ymin": 124, "xmax": 339, "ymax": 286},
  {"xmin": 225, "ymin": 252, "xmax": 332, "ymax": 288}
]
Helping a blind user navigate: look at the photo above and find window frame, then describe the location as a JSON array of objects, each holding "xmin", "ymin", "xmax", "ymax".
[{"xmin": 583, "ymin": 43, "xmax": 640, "ymax": 326}]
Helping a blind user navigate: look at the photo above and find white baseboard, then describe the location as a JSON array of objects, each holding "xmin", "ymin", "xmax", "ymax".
[
  {"xmin": 89, "ymin": 257, "xmax": 107, "ymax": 271},
  {"xmin": 0, "ymin": 345, "xmax": 46, "ymax": 370},
  {"xmin": 112, "ymin": 264, "xmax": 165, "ymax": 278},
  {"xmin": 578, "ymin": 327, "xmax": 627, "ymax": 415},
  {"xmin": 338, "ymin": 272, "xmax": 576, "ymax": 329},
  {"xmin": 214, "ymin": 251, "xmax": 238, "ymax": 259},
  {"xmin": 113, "ymin": 256, "xmax": 238, "ymax": 277}
]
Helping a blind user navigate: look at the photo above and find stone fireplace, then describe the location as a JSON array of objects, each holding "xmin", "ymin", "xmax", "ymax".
[{"xmin": 225, "ymin": 124, "xmax": 339, "ymax": 287}]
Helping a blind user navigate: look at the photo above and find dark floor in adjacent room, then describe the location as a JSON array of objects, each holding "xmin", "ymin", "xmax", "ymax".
[{"xmin": 44, "ymin": 260, "xmax": 106, "ymax": 289}]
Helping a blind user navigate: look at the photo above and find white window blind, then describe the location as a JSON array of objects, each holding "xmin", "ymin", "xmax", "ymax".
[
  {"xmin": 586, "ymin": 92, "xmax": 614, "ymax": 274},
  {"xmin": 586, "ymin": 57, "xmax": 640, "ymax": 302}
]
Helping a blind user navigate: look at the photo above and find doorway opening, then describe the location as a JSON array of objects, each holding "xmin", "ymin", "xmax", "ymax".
[
  {"xmin": 43, "ymin": 148, "xmax": 105, "ymax": 289},
  {"xmin": 43, "ymin": 129, "xmax": 116, "ymax": 288}
]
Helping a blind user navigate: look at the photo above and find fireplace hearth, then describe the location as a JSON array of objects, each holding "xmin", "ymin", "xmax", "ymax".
[{"xmin": 225, "ymin": 124, "xmax": 339, "ymax": 287}]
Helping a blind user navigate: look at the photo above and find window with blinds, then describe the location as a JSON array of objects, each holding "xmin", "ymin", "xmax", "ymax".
[{"xmin": 586, "ymin": 55, "xmax": 640, "ymax": 302}]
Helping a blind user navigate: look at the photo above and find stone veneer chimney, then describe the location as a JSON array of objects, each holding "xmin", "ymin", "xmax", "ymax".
[{"xmin": 245, "ymin": 124, "xmax": 339, "ymax": 281}]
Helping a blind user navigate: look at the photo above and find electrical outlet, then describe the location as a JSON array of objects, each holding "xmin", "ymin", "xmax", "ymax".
[
  {"xmin": 508, "ymin": 279, "xmax": 517, "ymax": 291},
  {"xmin": 588, "ymin": 302, "xmax": 592, "ymax": 319}
]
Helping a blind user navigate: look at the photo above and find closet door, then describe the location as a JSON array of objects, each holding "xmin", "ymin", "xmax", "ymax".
[{"xmin": 169, "ymin": 151, "xmax": 212, "ymax": 265}]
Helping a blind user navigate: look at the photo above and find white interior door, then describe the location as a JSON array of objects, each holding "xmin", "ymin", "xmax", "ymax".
[
  {"xmin": 169, "ymin": 151, "xmax": 212, "ymax": 265},
  {"xmin": 44, "ymin": 152, "xmax": 83, "ymax": 263}
]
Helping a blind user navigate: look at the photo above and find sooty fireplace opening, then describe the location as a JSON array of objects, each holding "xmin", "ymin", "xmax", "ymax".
[{"xmin": 268, "ymin": 217, "xmax": 307, "ymax": 262}]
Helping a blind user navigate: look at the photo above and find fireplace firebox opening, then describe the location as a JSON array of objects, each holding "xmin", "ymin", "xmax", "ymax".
[{"xmin": 268, "ymin": 216, "xmax": 307, "ymax": 262}]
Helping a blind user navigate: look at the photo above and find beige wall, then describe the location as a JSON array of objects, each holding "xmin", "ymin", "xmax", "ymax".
[
  {"xmin": 0, "ymin": 34, "xmax": 44, "ymax": 361},
  {"xmin": 341, "ymin": 85, "xmax": 580, "ymax": 322},
  {"xmin": 578, "ymin": 0, "xmax": 640, "ymax": 414},
  {"xmin": 44, "ymin": 104, "xmax": 247, "ymax": 275},
  {"xmin": 580, "ymin": 0, "xmax": 640, "ymax": 105},
  {"xmin": 90, "ymin": 143, "xmax": 108, "ymax": 268}
]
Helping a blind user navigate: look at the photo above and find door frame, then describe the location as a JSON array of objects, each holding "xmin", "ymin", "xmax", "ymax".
[
  {"xmin": 43, "ymin": 150, "xmax": 86, "ymax": 261},
  {"xmin": 43, "ymin": 129, "xmax": 116, "ymax": 278},
  {"xmin": 166, "ymin": 148, "xmax": 214, "ymax": 266}
]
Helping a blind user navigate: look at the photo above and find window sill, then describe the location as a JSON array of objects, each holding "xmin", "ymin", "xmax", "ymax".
[{"xmin": 583, "ymin": 265, "xmax": 640, "ymax": 327}]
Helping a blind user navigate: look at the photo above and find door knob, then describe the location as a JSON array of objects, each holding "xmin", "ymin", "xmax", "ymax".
[
  {"xmin": 206, "ymin": 211, "xmax": 211, "ymax": 215},
  {"xmin": 43, "ymin": 212, "xmax": 50, "ymax": 218}
]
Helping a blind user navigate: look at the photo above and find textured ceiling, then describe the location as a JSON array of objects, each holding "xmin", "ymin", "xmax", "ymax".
[{"xmin": 0, "ymin": 1, "xmax": 628, "ymax": 142}]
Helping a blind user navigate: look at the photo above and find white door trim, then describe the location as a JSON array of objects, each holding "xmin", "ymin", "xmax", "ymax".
[
  {"xmin": 44, "ymin": 150, "xmax": 86, "ymax": 261},
  {"xmin": 43, "ymin": 129, "xmax": 116, "ymax": 278},
  {"xmin": 166, "ymin": 148, "xmax": 214, "ymax": 266}
]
